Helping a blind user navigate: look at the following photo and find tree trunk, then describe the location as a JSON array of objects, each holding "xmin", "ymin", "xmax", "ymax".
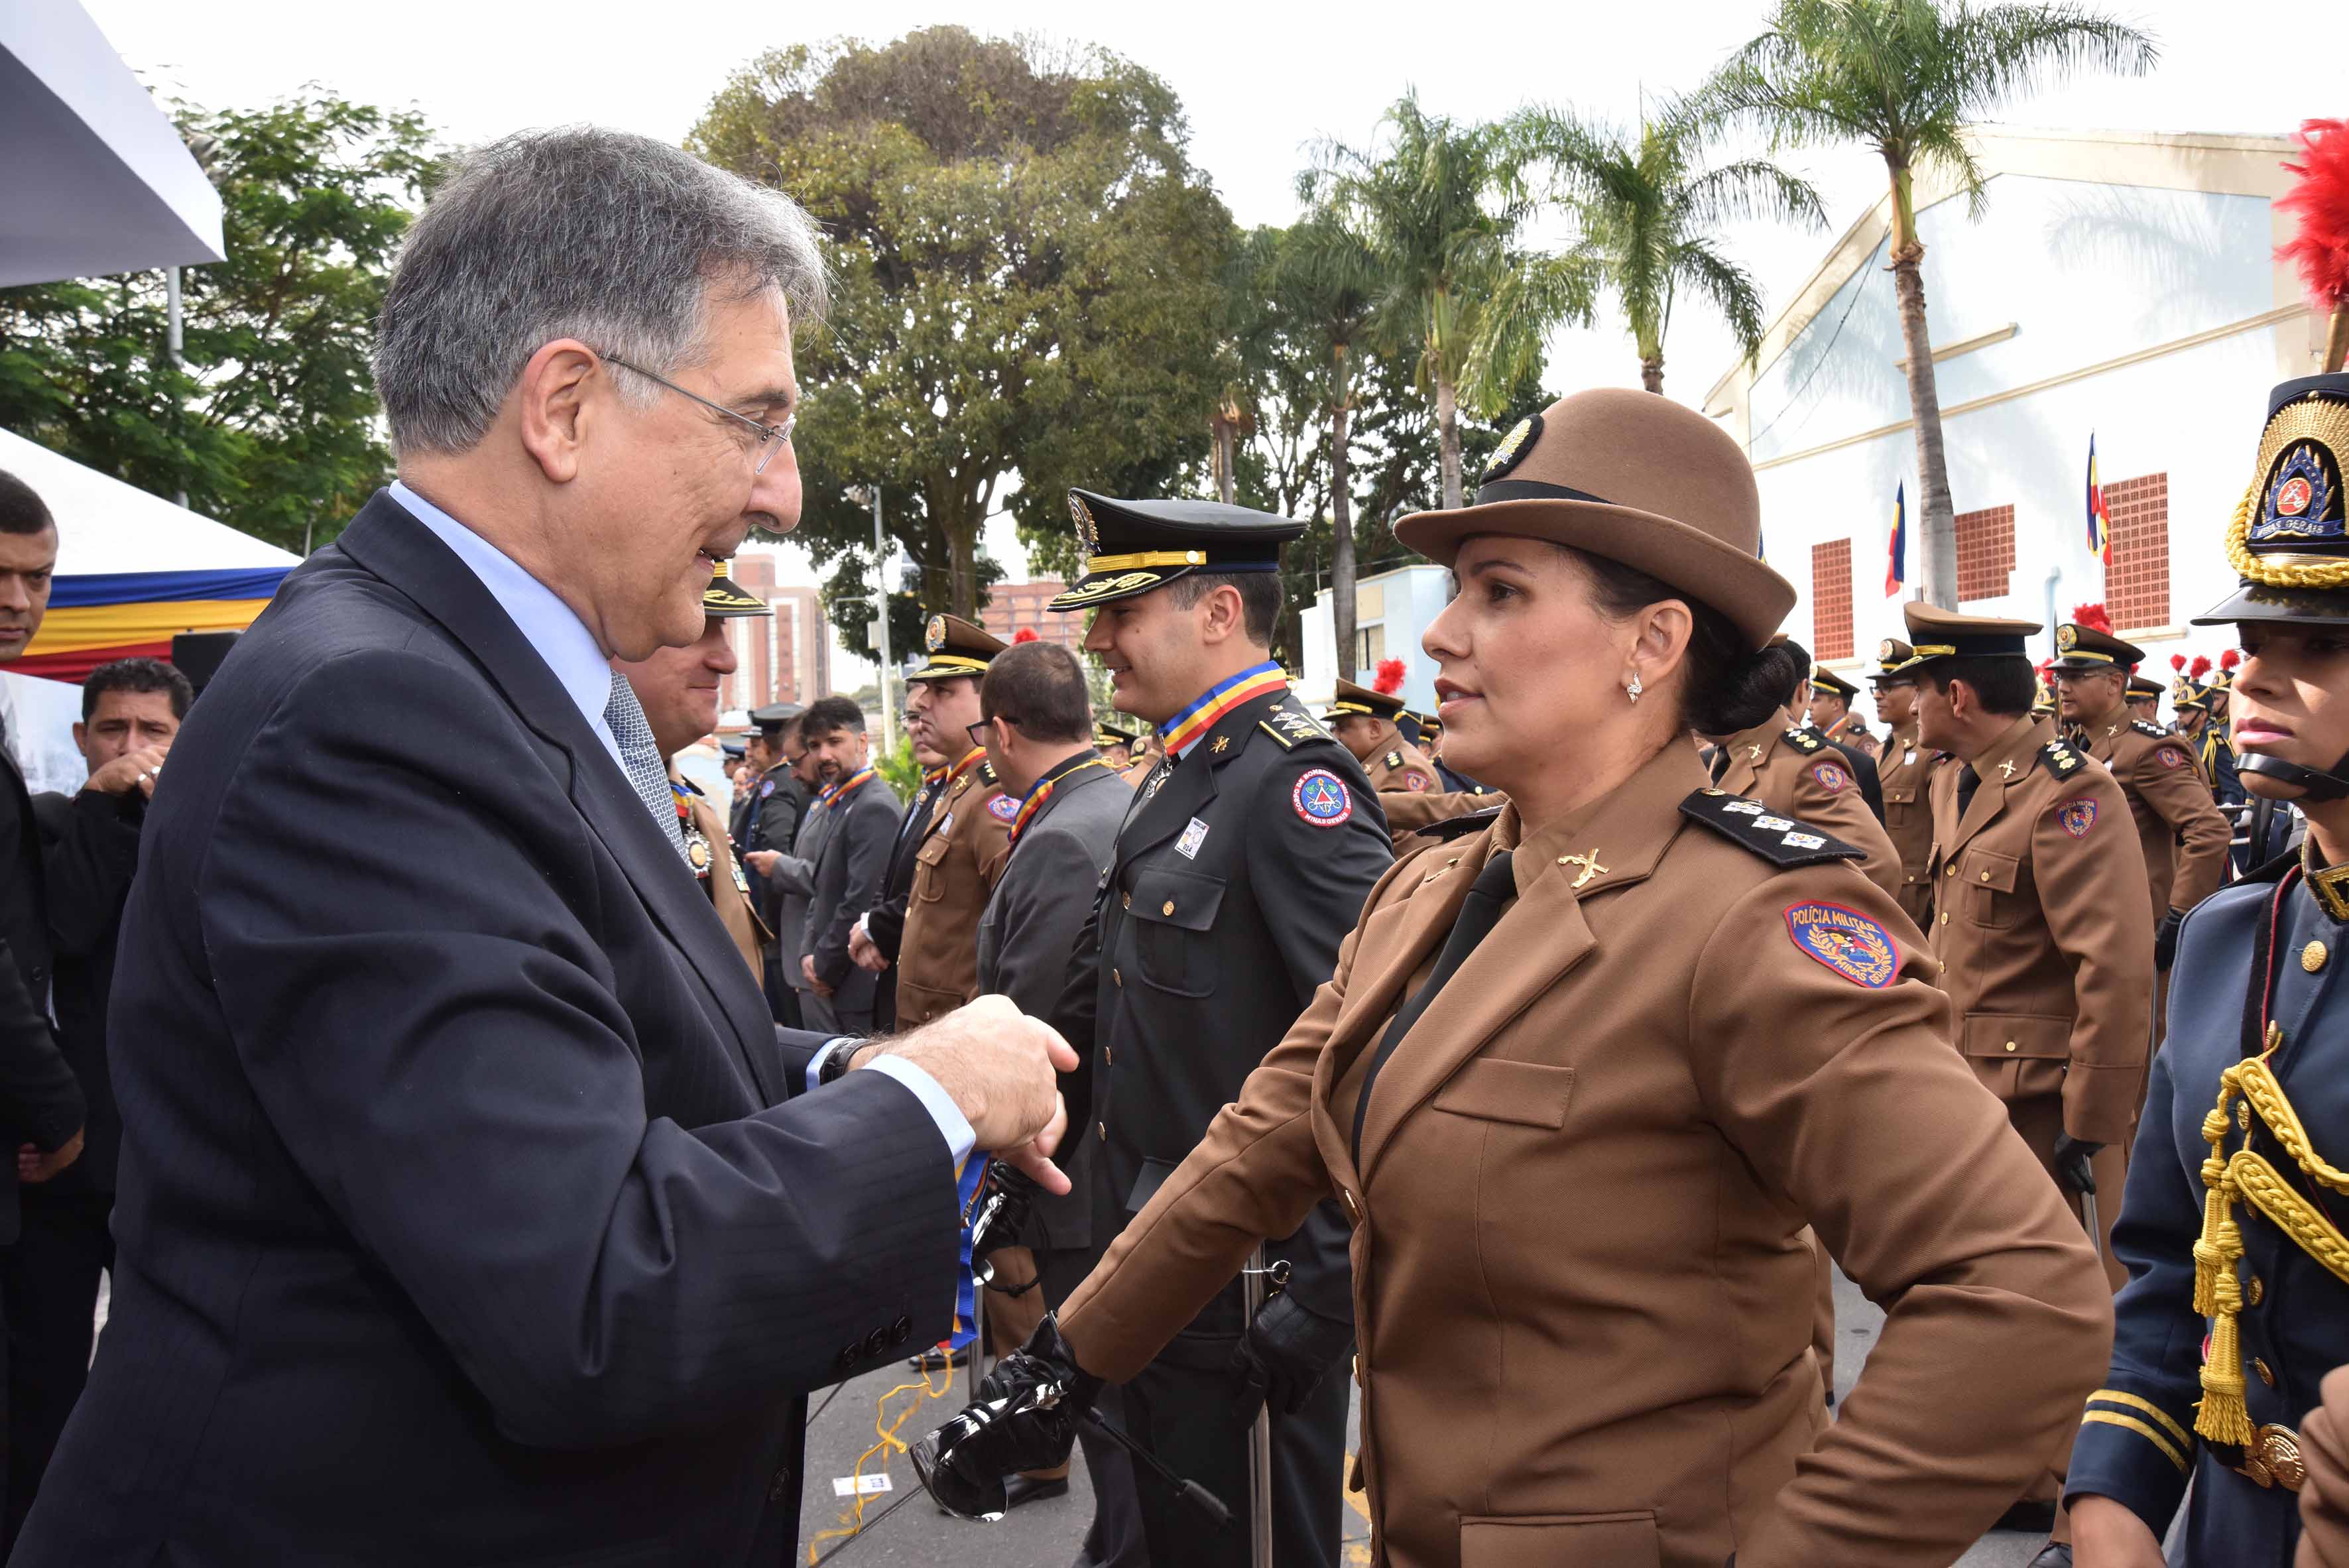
[
  {"xmin": 1640, "ymin": 355, "xmax": 1665, "ymax": 394},
  {"xmin": 1212, "ymin": 418, "xmax": 1237, "ymax": 506},
  {"xmin": 1331, "ymin": 343, "xmax": 1357, "ymax": 683},
  {"xmin": 946, "ymin": 510, "xmax": 979, "ymax": 619},
  {"xmin": 1886, "ymin": 157, "xmax": 1958, "ymax": 609},
  {"xmin": 1434, "ymin": 371, "xmax": 1463, "ymax": 511}
]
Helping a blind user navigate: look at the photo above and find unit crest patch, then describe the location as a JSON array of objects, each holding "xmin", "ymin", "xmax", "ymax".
[
  {"xmin": 2058, "ymin": 797, "xmax": 2098, "ymax": 839},
  {"xmin": 1812, "ymin": 760, "xmax": 1851, "ymax": 794},
  {"xmin": 987, "ymin": 794, "xmax": 1020, "ymax": 822},
  {"xmin": 1783, "ymin": 902, "xmax": 1899, "ymax": 988},
  {"xmin": 1404, "ymin": 772, "xmax": 1428, "ymax": 790},
  {"xmin": 2157, "ymin": 746, "xmax": 2191, "ymax": 770},
  {"xmin": 1292, "ymin": 769, "xmax": 1354, "ymax": 828},
  {"xmin": 760, "ymin": 779, "xmax": 775, "ymax": 798}
]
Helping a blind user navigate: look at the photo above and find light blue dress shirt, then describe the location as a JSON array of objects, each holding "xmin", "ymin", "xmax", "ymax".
[{"xmin": 387, "ymin": 481, "xmax": 974, "ymax": 1168}]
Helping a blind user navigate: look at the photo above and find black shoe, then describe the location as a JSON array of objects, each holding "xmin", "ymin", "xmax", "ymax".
[
  {"xmin": 906, "ymin": 1345, "xmax": 969, "ymax": 1373},
  {"xmin": 1002, "ymin": 1475, "xmax": 1069, "ymax": 1510},
  {"xmin": 1993, "ymin": 1502, "xmax": 2058, "ymax": 1534},
  {"xmin": 2026, "ymin": 1544, "xmax": 2072, "ymax": 1568}
]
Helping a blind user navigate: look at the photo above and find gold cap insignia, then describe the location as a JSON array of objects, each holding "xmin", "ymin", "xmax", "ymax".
[
  {"xmin": 2057, "ymin": 624, "xmax": 2078, "ymax": 650},
  {"xmin": 926, "ymin": 615, "xmax": 947, "ymax": 652},
  {"xmin": 1483, "ymin": 412, "xmax": 1542, "ymax": 482},
  {"xmin": 1069, "ymin": 493, "xmax": 1099, "ymax": 558}
]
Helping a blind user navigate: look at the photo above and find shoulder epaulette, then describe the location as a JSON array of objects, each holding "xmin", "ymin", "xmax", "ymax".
[
  {"xmin": 1258, "ymin": 703, "xmax": 1336, "ymax": 751},
  {"xmin": 2039, "ymin": 740, "xmax": 2086, "ymax": 779},
  {"xmin": 1382, "ymin": 749, "xmax": 1404, "ymax": 769},
  {"xmin": 1783, "ymin": 724, "xmax": 1825, "ymax": 754},
  {"xmin": 979, "ymin": 760, "xmax": 999, "ymax": 786},
  {"xmin": 1423, "ymin": 804, "xmax": 1506, "ymax": 842},
  {"xmin": 2130, "ymin": 719, "xmax": 2168, "ymax": 740},
  {"xmin": 1678, "ymin": 789, "xmax": 1866, "ymax": 868}
]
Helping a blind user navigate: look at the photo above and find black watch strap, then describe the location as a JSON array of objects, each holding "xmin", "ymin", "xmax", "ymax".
[{"xmin": 817, "ymin": 1038, "xmax": 861, "ymax": 1086}]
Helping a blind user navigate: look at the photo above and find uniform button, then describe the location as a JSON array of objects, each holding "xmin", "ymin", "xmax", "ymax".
[
  {"xmin": 2256, "ymin": 1357, "xmax": 2275, "ymax": 1388},
  {"xmin": 2248, "ymin": 1276, "xmax": 2265, "ymax": 1306},
  {"xmin": 1105, "ymin": 1045, "xmax": 1113, "ymax": 1064},
  {"xmin": 864, "ymin": 1327, "xmax": 889, "ymax": 1357},
  {"xmin": 769, "ymin": 1467, "xmax": 794, "ymax": 1502},
  {"xmin": 1939, "ymin": 912, "xmax": 1949, "ymax": 925},
  {"xmin": 1945, "ymin": 864, "xmax": 1957, "ymax": 877},
  {"xmin": 1097, "ymin": 1121, "xmax": 1107, "ymax": 1140},
  {"xmin": 2004, "ymin": 1040, "xmax": 2019, "ymax": 1052},
  {"xmin": 1113, "ymin": 968, "xmax": 1122, "ymax": 987},
  {"xmin": 1122, "ymin": 892, "xmax": 1131, "ymax": 910},
  {"xmin": 1162, "ymin": 900, "xmax": 1175, "ymax": 916},
  {"xmin": 2305, "ymin": 940, "xmax": 2330, "ymax": 973},
  {"xmin": 1978, "ymin": 871, "xmax": 1992, "ymax": 882}
]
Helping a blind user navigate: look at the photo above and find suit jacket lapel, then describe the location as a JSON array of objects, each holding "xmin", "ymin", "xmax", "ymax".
[{"xmin": 333, "ymin": 493, "xmax": 778, "ymax": 1103}]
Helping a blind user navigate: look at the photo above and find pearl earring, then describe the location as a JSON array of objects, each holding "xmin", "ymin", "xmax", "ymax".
[{"xmin": 1626, "ymin": 672, "xmax": 1644, "ymax": 703}]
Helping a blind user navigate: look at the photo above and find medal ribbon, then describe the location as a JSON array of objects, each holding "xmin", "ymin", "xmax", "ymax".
[
  {"xmin": 1008, "ymin": 756, "xmax": 1112, "ymax": 849},
  {"xmin": 1160, "ymin": 660, "xmax": 1286, "ymax": 758},
  {"xmin": 813, "ymin": 766, "xmax": 876, "ymax": 814}
]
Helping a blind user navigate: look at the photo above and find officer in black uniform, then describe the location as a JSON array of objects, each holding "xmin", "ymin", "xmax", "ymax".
[
  {"xmin": 1017, "ymin": 489, "xmax": 1392, "ymax": 1568},
  {"xmin": 2063, "ymin": 371, "xmax": 2349, "ymax": 1568},
  {"xmin": 738, "ymin": 702, "xmax": 807, "ymax": 1024}
]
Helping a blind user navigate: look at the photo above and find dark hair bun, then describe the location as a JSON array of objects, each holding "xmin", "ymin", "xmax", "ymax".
[{"xmin": 1688, "ymin": 640, "xmax": 1801, "ymax": 737}]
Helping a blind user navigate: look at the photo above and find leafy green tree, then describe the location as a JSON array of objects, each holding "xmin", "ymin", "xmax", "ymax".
[
  {"xmin": 0, "ymin": 93, "xmax": 436, "ymax": 552},
  {"xmin": 1305, "ymin": 93, "xmax": 1565, "ymax": 511},
  {"xmin": 1695, "ymin": 0, "xmax": 2156, "ymax": 605},
  {"xmin": 690, "ymin": 28, "xmax": 1235, "ymax": 615},
  {"xmin": 1496, "ymin": 109, "xmax": 1822, "ymax": 394}
]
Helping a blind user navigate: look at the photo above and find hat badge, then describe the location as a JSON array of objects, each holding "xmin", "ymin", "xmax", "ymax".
[
  {"xmin": 2057, "ymin": 624, "xmax": 2078, "ymax": 650},
  {"xmin": 2256, "ymin": 439, "xmax": 2340, "ymax": 542},
  {"xmin": 1483, "ymin": 412, "xmax": 1542, "ymax": 483},
  {"xmin": 1068, "ymin": 493, "xmax": 1099, "ymax": 558},
  {"xmin": 925, "ymin": 615, "xmax": 946, "ymax": 652},
  {"xmin": 1877, "ymin": 638, "xmax": 1894, "ymax": 660}
]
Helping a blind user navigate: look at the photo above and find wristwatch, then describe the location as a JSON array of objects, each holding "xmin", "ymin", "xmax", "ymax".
[{"xmin": 816, "ymin": 1038, "xmax": 863, "ymax": 1087}]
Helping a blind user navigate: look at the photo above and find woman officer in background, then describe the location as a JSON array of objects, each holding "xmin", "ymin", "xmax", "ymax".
[{"xmin": 921, "ymin": 389, "xmax": 2113, "ymax": 1568}]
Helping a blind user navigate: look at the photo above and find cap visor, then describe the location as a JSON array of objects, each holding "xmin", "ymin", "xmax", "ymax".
[{"xmin": 2191, "ymin": 579, "xmax": 2349, "ymax": 627}]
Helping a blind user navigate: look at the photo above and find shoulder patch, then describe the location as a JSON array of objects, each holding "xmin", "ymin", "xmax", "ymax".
[
  {"xmin": 2132, "ymin": 719, "xmax": 2168, "ymax": 739},
  {"xmin": 1811, "ymin": 759, "xmax": 1851, "ymax": 794},
  {"xmin": 1678, "ymin": 789, "xmax": 1867, "ymax": 868},
  {"xmin": 987, "ymin": 794, "xmax": 1020, "ymax": 822},
  {"xmin": 1421, "ymin": 804, "xmax": 1506, "ymax": 843},
  {"xmin": 2057, "ymin": 796, "xmax": 2098, "ymax": 838},
  {"xmin": 2156, "ymin": 745, "xmax": 2191, "ymax": 770},
  {"xmin": 1291, "ymin": 768, "xmax": 1354, "ymax": 828},
  {"xmin": 979, "ymin": 760, "xmax": 999, "ymax": 786},
  {"xmin": 1783, "ymin": 902, "xmax": 1901, "ymax": 988},
  {"xmin": 2038, "ymin": 741, "xmax": 2084, "ymax": 780},
  {"xmin": 1783, "ymin": 725, "xmax": 1825, "ymax": 753}
]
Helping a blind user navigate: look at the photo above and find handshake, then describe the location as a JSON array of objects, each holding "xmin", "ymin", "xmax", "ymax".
[{"xmin": 842, "ymin": 995, "xmax": 1079, "ymax": 1193}]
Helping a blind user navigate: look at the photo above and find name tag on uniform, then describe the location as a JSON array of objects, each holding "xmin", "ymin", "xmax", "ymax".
[
  {"xmin": 938, "ymin": 812, "xmax": 953, "ymax": 835},
  {"xmin": 1175, "ymin": 817, "xmax": 1211, "ymax": 859}
]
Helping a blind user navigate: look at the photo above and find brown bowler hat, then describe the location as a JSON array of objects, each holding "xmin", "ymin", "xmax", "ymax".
[{"xmin": 1393, "ymin": 389, "xmax": 1794, "ymax": 650}]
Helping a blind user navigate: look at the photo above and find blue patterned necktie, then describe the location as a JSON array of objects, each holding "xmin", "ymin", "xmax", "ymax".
[{"xmin": 605, "ymin": 671, "xmax": 688, "ymax": 859}]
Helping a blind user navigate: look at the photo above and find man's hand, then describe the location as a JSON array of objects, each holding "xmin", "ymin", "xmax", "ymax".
[
  {"xmin": 84, "ymin": 745, "xmax": 169, "ymax": 800},
  {"xmin": 849, "ymin": 924, "xmax": 888, "ymax": 973},
  {"xmin": 799, "ymin": 953, "xmax": 835, "ymax": 998},
  {"xmin": 2053, "ymin": 1132, "xmax": 2102, "ymax": 1195},
  {"xmin": 1231, "ymin": 1288, "xmax": 1354, "ymax": 1419},
  {"xmin": 880, "ymin": 995, "xmax": 1079, "ymax": 1194},
  {"xmin": 744, "ymin": 849, "xmax": 780, "ymax": 877},
  {"xmin": 2068, "ymin": 1494, "xmax": 2165, "ymax": 1567},
  {"xmin": 911, "ymin": 1315, "xmax": 1097, "ymax": 1521},
  {"xmin": 17, "ymin": 1129, "xmax": 84, "ymax": 1184}
]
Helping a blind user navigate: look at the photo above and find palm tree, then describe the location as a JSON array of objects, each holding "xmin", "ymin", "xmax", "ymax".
[
  {"xmin": 1492, "ymin": 109, "xmax": 1824, "ymax": 396},
  {"xmin": 1695, "ymin": 0, "xmax": 2156, "ymax": 607},
  {"xmin": 1307, "ymin": 93, "xmax": 1565, "ymax": 510},
  {"xmin": 1274, "ymin": 212, "xmax": 1384, "ymax": 678}
]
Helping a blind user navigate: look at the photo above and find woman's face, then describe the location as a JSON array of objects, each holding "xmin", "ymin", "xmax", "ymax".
[
  {"xmin": 2232, "ymin": 622, "xmax": 2349, "ymax": 798},
  {"xmin": 1422, "ymin": 537, "xmax": 1642, "ymax": 788}
]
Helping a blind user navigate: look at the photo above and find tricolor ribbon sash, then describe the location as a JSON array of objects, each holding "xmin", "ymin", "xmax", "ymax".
[{"xmin": 1160, "ymin": 660, "xmax": 1286, "ymax": 758}]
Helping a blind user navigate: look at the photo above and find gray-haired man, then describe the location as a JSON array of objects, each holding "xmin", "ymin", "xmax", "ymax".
[{"xmin": 13, "ymin": 129, "xmax": 1073, "ymax": 1567}]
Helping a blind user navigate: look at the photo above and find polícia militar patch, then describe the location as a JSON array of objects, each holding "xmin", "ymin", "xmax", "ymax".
[
  {"xmin": 988, "ymin": 794, "xmax": 1019, "ymax": 821},
  {"xmin": 1812, "ymin": 760, "xmax": 1850, "ymax": 793},
  {"xmin": 1292, "ymin": 768, "xmax": 1353, "ymax": 828},
  {"xmin": 2059, "ymin": 797, "xmax": 2098, "ymax": 838},
  {"xmin": 1783, "ymin": 902, "xmax": 1898, "ymax": 987}
]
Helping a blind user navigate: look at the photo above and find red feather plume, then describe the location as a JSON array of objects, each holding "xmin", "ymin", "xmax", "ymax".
[
  {"xmin": 2279, "ymin": 120, "xmax": 2349, "ymax": 310},
  {"xmin": 2171, "ymin": 653, "xmax": 2187, "ymax": 672},
  {"xmin": 2220, "ymin": 648, "xmax": 2242, "ymax": 672},
  {"xmin": 1011, "ymin": 628, "xmax": 1038, "ymax": 644},
  {"xmin": 1372, "ymin": 657, "xmax": 1407, "ymax": 695},
  {"xmin": 2069, "ymin": 601, "xmax": 2114, "ymax": 634},
  {"xmin": 2189, "ymin": 655, "xmax": 2213, "ymax": 680}
]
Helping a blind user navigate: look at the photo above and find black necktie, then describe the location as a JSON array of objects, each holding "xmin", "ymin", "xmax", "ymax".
[
  {"xmin": 1351, "ymin": 850, "xmax": 1516, "ymax": 1160},
  {"xmin": 1957, "ymin": 764, "xmax": 1981, "ymax": 819},
  {"xmin": 1708, "ymin": 746, "xmax": 1730, "ymax": 784}
]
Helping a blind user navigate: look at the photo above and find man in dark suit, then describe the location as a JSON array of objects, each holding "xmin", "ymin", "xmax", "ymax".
[
  {"xmin": 12, "ymin": 128, "xmax": 1072, "ymax": 1568},
  {"xmin": 794, "ymin": 696, "xmax": 900, "ymax": 1034},
  {"xmin": 847, "ymin": 712, "xmax": 953, "ymax": 1036},
  {"xmin": 10, "ymin": 657, "xmax": 188, "ymax": 1543},
  {"xmin": 0, "ymin": 471, "xmax": 92, "ymax": 1547},
  {"xmin": 1797, "ymin": 648, "xmax": 1886, "ymax": 821}
]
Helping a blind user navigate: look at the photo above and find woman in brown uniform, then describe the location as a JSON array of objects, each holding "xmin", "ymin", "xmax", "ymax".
[{"xmin": 920, "ymin": 389, "xmax": 2113, "ymax": 1568}]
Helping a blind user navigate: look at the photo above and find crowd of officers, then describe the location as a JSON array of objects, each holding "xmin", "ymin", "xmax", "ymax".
[{"xmin": 644, "ymin": 377, "xmax": 2349, "ymax": 1568}]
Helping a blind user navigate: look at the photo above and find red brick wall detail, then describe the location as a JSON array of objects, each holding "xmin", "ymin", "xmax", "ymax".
[
  {"xmin": 2104, "ymin": 473, "xmax": 2169, "ymax": 631},
  {"xmin": 1811, "ymin": 538, "xmax": 1854, "ymax": 662},
  {"xmin": 1956, "ymin": 504, "xmax": 2016, "ymax": 604}
]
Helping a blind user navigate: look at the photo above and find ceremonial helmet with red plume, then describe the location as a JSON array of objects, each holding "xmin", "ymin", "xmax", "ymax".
[
  {"xmin": 2280, "ymin": 118, "xmax": 2349, "ymax": 373},
  {"xmin": 1372, "ymin": 657, "xmax": 1407, "ymax": 695}
]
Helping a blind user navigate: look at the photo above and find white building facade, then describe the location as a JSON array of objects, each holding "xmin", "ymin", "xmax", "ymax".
[
  {"xmin": 1703, "ymin": 128, "xmax": 2331, "ymax": 715},
  {"xmin": 1297, "ymin": 564, "xmax": 1454, "ymax": 712}
]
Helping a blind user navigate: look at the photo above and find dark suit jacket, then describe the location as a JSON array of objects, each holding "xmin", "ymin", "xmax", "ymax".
[
  {"xmin": 30, "ymin": 786, "xmax": 143, "ymax": 1192},
  {"xmin": 0, "ymin": 729, "xmax": 86, "ymax": 1243},
  {"xmin": 806, "ymin": 777, "xmax": 901, "ymax": 1008},
  {"xmin": 1826, "ymin": 734, "xmax": 1886, "ymax": 822},
  {"xmin": 16, "ymin": 493, "xmax": 958, "ymax": 1567},
  {"xmin": 859, "ymin": 774, "xmax": 943, "ymax": 1032}
]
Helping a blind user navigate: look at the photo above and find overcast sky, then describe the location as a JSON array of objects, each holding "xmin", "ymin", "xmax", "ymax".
[{"xmin": 81, "ymin": 0, "xmax": 2349, "ymax": 684}]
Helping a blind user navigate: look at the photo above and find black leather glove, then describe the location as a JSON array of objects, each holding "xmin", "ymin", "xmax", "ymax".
[
  {"xmin": 2155, "ymin": 907, "xmax": 2185, "ymax": 970},
  {"xmin": 1230, "ymin": 1288, "xmax": 1355, "ymax": 1420},
  {"xmin": 2052, "ymin": 1132, "xmax": 2102, "ymax": 1195},
  {"xmin": 911, "ymin": 1314, "xmax": 1099, "ymax": 1521},
  {"xmin": 969, "ymin": 1160, "xmax": 1037, "ymax": 1262}
]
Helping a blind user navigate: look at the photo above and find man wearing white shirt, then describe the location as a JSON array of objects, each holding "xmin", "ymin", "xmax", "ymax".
[{"xmin": 13, "ymin": 128, "xmax": 1071, "ymax": 1568}]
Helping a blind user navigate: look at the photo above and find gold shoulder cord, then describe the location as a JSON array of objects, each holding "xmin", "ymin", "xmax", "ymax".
[{"xmin": 2193, "ymin": 1023, "xmax": 2349, "ymax": 1445}]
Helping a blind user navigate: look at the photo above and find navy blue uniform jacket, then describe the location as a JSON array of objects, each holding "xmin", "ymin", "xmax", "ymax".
[{"xmin": 14, "ymin": 493, "xmax": 959, "ymax": 1567}]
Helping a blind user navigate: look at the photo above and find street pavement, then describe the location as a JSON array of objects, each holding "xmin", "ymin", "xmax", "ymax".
[{"xmin": 793, "ymin": 1264, "xmax": 2063, "ymax": 1568}]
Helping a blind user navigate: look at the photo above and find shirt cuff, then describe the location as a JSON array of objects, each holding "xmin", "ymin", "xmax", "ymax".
[
  {"xmin": 862, "ymin": 1054, "xmax": 978, "ymax": 1171},
  {"xmin": 805, "ymin": 1036, "xmax": 853, "ymax": 1095}
]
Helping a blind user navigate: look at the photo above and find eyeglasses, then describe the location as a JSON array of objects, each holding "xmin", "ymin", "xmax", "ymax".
[
  {"xmin": 601, "ymin": 353, "xmax": 795, "ymax": 475},
  {"xmin": 967, "ymin": 718, "xmax": 1011, "ymax": 748}
]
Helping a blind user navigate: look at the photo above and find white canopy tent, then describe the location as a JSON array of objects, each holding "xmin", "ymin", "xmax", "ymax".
[{"xmin": 1, "ymin": 2, "xmax": 224, "ymax": 288}]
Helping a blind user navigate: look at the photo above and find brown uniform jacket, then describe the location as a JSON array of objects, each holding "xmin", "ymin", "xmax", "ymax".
[
  {"xmin": 2076, "ymin": 710, "xmax": 2230, "ymax": 925},
  {"xmin": 892, "ymin": 760, "xmax": 1014, "ymax": 1028},
  {"xmin": 1712, "ymin": 711, "xmax": 1905, "ymax": 904},
  {"xmin": 1927, "ymin": 715, "xmax": 2154, "ymax": 1148},
  {"xmin": 1878, "ymin": 723, "xmax": 1941, "ymax": 926},
  {"xmin": 682, "ymin": 782, "xmax": 768, "ymax": 978},
  {"xmin": 1358, "ymin": 723, "xmax": 1441, "ymax": 795},
  {"xmin": 2303, "ymin": 1364, "xmax": 2349, "ymax": 1567},
  {"xmin": 1059, "ymin": 741, "xmax": 2112, "ymax": 1568}
]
